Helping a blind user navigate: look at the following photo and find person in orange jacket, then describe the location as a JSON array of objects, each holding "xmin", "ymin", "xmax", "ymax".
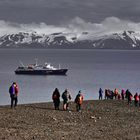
[{"xmin": 75, "ymin": 90, "xmax": 83, "ymax": 112}]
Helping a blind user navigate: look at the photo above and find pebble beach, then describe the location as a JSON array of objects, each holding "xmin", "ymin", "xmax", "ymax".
[{"xmin": 0, "ymin": 100, "xmax": 140, "ymax": 140}]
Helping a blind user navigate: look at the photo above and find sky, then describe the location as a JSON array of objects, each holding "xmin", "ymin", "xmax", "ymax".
[{"xmin": 0, "ymin": 0, "xmax": 140, "ymax": 35}]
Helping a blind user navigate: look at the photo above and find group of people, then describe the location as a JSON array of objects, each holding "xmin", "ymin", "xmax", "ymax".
[
  {"xmin": 99, "ymin": 88, "xmax": 140, "ymax": 106},
  {"xmin": 8, "ymin": 82, "xmax": 84, "ymax": 111},
  {"xmin": 52, "ymin": 88, "xmax": 84, "ymax": 112},
  {"xmin": 9, "ymin": 82, "xmax": 140, "ymax": 111},
  {"xmin": 9, "ymin": 82, "xmax": 83, "ymax": 111}
]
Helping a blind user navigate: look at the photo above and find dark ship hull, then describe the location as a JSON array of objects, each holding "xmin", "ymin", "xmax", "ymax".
[{"xmin": 15, "ymin": 69, "xmax": 68, "ymax": 75}]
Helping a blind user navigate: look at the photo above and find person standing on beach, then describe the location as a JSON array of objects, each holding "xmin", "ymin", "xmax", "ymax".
[
  {"xmin": 114, "ymin": 88, "xmax": 118, "ymax": 99},
  {"xmin": 134, "ymin": 93, "xmax": 139, "ymax": 107},
  {"xmin": 62, "ymin": 89, "xmax": 71, "ymax": 110},
  {"xmin": 127, "ymin": 90, "xmax": 133, "ymax": 105},
  {"xmin": 121, "ymin": 89, "xmax": 125, "ymax": 100},
  {"xmin": 75, "ymin": 90, "xmax": 83, "ymax": 112},
  {"xmin": 52, "ymin": 88, "xmax": 60, "ymax": 110},
  {"xmin": 9, "ymin": 82, "xmax": 19, "ymax": 108},
  {"xmin": 99, "ymin": 88, "xmax": 103, "ymax": 100}
]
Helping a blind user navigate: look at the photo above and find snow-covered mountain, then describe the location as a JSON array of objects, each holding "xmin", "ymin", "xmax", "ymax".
[
  {"xmin": 0, "ymin": 31, "xmax": 140, "ymax": 49},
  {"xmin": 91, "ymin": 31, "xmax": 140, "ymax": 49}
]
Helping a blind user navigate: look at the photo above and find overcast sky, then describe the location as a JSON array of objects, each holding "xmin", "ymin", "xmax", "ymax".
[
  {"xmin": 0, "ymin": 0, "xmax": 140, "ymax": 35},
  {"xmin": 0, "ymin": 0, "xmax": 140, "ymax": 24}
]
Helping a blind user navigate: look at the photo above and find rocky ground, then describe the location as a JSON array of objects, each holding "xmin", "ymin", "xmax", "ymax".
[{"xmin": 0, "ymin": 100, "xmax": 140, "ymax": 140}]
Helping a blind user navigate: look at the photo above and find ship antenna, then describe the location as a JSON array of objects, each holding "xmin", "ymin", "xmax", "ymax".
[
  {"xmin": 59, "ymin": 64, "xmax": 61, "ymax": 69},
  {"xmin": 19, "ymin": 60, "xmax": 25, "ymax": 67},
  {"xmin": 35, "ymin": 58, "xmax": 38, "ymax": 66}
]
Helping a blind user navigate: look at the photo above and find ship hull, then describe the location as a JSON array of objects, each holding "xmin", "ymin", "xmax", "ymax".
[{"xmin": 15, "ymin": 69, "xmax": 68, "ymax": 75}]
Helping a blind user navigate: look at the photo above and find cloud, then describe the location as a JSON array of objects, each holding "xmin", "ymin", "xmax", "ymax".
[
  {"xmin": 0, "ymin": 17, "xmax": 140, "ymax": 38},
  {"xmin": 65, "ymin": 17, "xmax": 140, "ymax": 38},
  {"xmin": 68, "ymin": 17, "xmax": 140, "ymax": 34},
  {"xmin": 0, "ymin": 20, "xmax": 67, "ymax": 36},
  {"xmin": 20, "ymin": 22, "xmax": 67, "ymax": 35}
]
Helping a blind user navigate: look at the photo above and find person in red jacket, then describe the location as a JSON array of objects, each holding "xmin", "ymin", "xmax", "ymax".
[
  {"xmin": 52, "ymin": 88, "xmax": 60, "ymax": 110},
  {"xmin": 134, "ymin": 93, "xmax": 139, "ymax": 107},
  {"xmin": 75, "ymin": 90, "xmax": 83, "ymax": 112},
  {"xmin": 9, "ymin": 82, "xmax": 19, "ymax": 108},
  {"xmin": 114, "ymin": 88, "xmax": 118, "ymax": 99}
]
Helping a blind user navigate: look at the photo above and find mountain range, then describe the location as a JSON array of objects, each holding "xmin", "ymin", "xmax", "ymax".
[{"xmin": 0, "ymin": 30, "xmax": 140, "ymax": 49}]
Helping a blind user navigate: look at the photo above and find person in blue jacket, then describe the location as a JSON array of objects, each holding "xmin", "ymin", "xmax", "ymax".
[
  {"xmin": 99, "ymin": 88, "xmax": 103, "ymax": 100},
  {"xmin": 9, "ymin": 82, "xmax": 19, "ymax": 108}
]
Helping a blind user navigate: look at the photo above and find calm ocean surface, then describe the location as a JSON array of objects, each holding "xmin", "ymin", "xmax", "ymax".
[{"xmin": 0, "ymin": 49, "xmax": 140, "ymax": 105}]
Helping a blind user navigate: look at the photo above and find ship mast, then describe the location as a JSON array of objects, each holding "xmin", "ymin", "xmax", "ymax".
[
  {"xmin": 35, "ymin": 58, "xmax": 38, "ymax": 66},
  {"xmin": 19, "ymin": 60, "xmax": 25, "ymax": 67},
  {"xmin": 59, "ymin": 64, "xmax": 61, "ymax": 69}
]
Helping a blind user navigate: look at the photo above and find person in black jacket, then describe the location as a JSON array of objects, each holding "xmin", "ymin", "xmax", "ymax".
[
  {"xmin": 62, "ymin": 89, "xmax": 71, "ymax": 110},
  {"xmin": 126, "ymin": 90, "xmax": 133, "ymax": 105}
]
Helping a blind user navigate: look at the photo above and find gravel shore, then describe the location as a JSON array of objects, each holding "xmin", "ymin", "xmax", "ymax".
[{"xmin": 0, "ymin": 100, "xmax": 140, "ymax": 140}]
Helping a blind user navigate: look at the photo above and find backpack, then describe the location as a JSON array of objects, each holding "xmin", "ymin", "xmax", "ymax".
[
  {"xmin": 76, "ymin": 94, "xmax": 83, "ymax": 104},
  {"xmin": 53, "ymin": 93, "xmax": 58, "ymax": 100},
  {"xmin": 9, "ymin": 86, "xmax": 13, "ymax": 94},
  {"xmin": 62, "ymin": 92, "xmax": 69, "ymax": 101},
  {"xmin": 136, "ymin": 96, "xmax": 139, "ymax": 101}
]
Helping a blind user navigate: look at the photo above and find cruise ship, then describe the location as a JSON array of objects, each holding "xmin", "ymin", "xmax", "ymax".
[{"xmin": 15, "ymin": 60, "xmax": 68, "ymax": 75}]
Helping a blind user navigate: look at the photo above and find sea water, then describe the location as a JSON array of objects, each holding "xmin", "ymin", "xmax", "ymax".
[{"xmin": 0, "ymin": 49, "xmax": 140, "ymax": 105}]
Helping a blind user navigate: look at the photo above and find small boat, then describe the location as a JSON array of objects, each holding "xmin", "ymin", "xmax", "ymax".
[{"xmin": 15, "ymin": 60, "xmax": 68, "ymax": 75}]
